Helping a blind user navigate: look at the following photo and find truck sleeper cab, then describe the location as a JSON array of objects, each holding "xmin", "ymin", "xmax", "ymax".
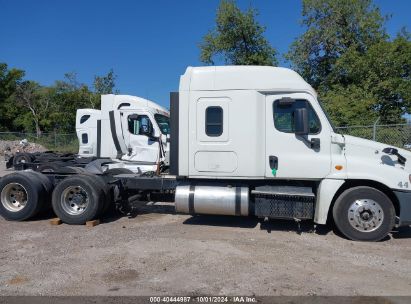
[
  {"xmin": 171, "ymin": 66, "xmax": 411, "ymax": 241},
  {"xmin": 1, "ymin": 66, "xmax": 410, "ymax": 242}
]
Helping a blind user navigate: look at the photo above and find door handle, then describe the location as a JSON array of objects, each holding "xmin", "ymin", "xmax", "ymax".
[
  {"xmin": 269, "ymin": 156, "xmax": 278, "ymax": 170},
  {"xmin": 269, "ymin": 156, "xmax": 278, "ymax": 177}
]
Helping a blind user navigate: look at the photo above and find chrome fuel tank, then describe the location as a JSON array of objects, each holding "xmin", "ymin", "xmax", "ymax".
[{"xmin": 175, "ymin": 184, "xmax": 249, "ymax": 216}]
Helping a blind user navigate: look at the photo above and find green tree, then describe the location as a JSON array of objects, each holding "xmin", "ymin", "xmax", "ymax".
[
  {"xmin": 49, "ymin": 73, "xmax": 97, "ymax": 132},
  {"xmin": 286, "ymin": 0, "xmax": 387, "ymax": 89},
  {"xmin": 0, "ymin": 63, "xmax": 25, "ymax": 131},
  {"xmin": 14, "ymin": 81, "xmax": 52, "ymax": 137},
  {"xmin": 287, "ymin": 0, "xmax": 411, "ymax": 126},
  {"xmin": 322, "ymin": 33, "xmax": 411, "ymax": 125},
  {"xmin": 93, "ymin": 69, "xmax": 117, "ymax": 95},
  {"xmin": 200, "ymin": 0, "xmax": 277, "ymax": 66}
]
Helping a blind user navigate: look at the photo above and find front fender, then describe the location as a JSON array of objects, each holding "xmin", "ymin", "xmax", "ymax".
[{"xmin": 314, "ymin": 179, "xmax": 345, "ymax": 225}]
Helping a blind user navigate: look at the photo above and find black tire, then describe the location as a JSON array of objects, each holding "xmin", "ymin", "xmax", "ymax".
[
  {"xmin": 37, "ymin": 163, "xmax": 62, "ymax": 173},
  {"xmin": 25, "ymin": 171, "xmax": 54, "ymax": 211},
  {"xmin": 52, "ymin": 175, "xmax": 105, "ymax": 224},
  {"xmin": 25, "ymin": 171, "xmax": 53, "ymax": 194},
  {"xmin": 0, "ymin": 172, "xmax": 45, "ymax": 221},
  {"xmin": 37, "ymin": 163, "xmax": 78, "ymax": 174},
  {"xmin": 13, "ymin": 153, "xmax": 33, "ymax": 167},
  {"xmin": 62, "ymin": 168, "xmax": 111, "ymax": 216},
  {"xmin": 92, "ymin": 175, "xmax": 112, "ymax": 215},
  {"xmin": 104, "ymin": 168, "xmax": 134, "ymax": 176},
  {"xmin": 333, "ymin": 186, "xmax": 395, "ymax": 241}
]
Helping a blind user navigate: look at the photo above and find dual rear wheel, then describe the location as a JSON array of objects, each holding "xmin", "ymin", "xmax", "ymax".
[
  {"xmin": 51, "ymin": 174, "xmax": 109, "ymax": 224},
  {"xmin": 0, "ymin": 171, "xmax": 50, "ymax": 221},
  {"xmin": 0, "ymin": 172, "xmax": 110, "ymax": 224}
]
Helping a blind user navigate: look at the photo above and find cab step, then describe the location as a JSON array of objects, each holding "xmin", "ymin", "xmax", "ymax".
[{"xmin": 252, "ymin": 186, "xmax": 315, "ymax": 219}]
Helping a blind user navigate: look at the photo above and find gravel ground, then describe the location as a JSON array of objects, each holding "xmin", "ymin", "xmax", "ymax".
[
  {"xmin": 0, "ymin": 163, "xmax": 410, "ymax": 296},
  {"xmin": 0, "ymin": 140, "xmax": 46, "ymax": 156}
]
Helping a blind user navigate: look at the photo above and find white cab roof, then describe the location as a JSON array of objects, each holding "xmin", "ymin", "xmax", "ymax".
[
  {"xmin": 113, "ymin": 95, "xmax": 169, "ymax": 115},
  {"xmin": 180, "ymin": 66, "xmax": 316, "ymax": 95}
]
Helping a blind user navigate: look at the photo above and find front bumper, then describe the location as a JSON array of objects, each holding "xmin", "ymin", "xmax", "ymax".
[{"xmin": 393, "ymin": 190, "xmax": 411, "ymax": 226}]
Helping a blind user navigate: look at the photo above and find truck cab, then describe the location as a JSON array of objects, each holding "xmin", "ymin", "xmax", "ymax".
[
  {"xmin": 76, "ymin": 94, "xmax": 170, "ymax": 172},
  {"xmin": 172, "ymin": 66, "xmax": 411, "ymax": 241}
]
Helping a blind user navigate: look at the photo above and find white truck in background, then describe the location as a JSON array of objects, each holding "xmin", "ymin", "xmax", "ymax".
[
  {"xmin": 76, "ymin": 94, "xmax": 170, "ymax": 173},
  {"xmin": 1, "ymin": 66, "xmax": 411, "ymax": 242},
  {"xmin": 8, "ymin": 94, "xmax": 170, "ymax": 174}
]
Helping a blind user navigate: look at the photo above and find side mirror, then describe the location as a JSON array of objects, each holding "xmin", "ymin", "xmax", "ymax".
[
  {"xmin": 294, "ymin": 108, "xmax": 309, "ymax": 135},
  {"xmin": 382, "ymin": 147, "xmax": 398, "ymax": 155},
  {"xmin": 382, "ymin": 147, "xmax": 407, "ymax": 165}
]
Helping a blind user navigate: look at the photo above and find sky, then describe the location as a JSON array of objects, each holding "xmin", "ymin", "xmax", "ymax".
[{"xmin": 1, "ymin": 0, "xmax": 410, "ymax": 108}]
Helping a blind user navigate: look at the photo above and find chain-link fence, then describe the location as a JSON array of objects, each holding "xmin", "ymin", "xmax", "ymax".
[
  {"xmin": 0, "ymin": 132, "xmax": 78, "ymax": 153},
  {"xmin": 335, "ymin": 124, "xmax": 411, "ymax": 148},
  {"xmin": 1, "ymin": 124, "xmax": 411, "ymax": 155}
]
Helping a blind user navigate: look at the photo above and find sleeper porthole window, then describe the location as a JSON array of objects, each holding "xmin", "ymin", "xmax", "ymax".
[
  {"xmin": 205, "ymin": 106, "xmax": 223, "ymax": 137},
  {"xmin": 81, "ymin": 133, "xmax": 88, "ymax": 144}
]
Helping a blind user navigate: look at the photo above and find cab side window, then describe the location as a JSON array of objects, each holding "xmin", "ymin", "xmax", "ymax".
[
  {"xmin": 205, "ymin": 106, "xmax": 223, "ymax": 137},
  {"xmin": 128, "ymin": 114, "xmax": 153, "ymax": 136},
  {"xmin": 273, "ymin": 99, "xmax": 321, "ymax": 134}
]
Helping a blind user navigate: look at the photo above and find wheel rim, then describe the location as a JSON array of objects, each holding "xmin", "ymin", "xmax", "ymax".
[
  {"xmin": 61, "ymin": 186, "xmax": 89, "ymax": 215},
  {"xmin": 16, "ymin": 157, "xmax": 28, "ymax": 164},
  {"xmin": 348, "ymin": 199, "xmax": 384, "ymax": 232},
  {"xmin": 1, "ymin": 183, "xmax": 28, "ymax": 212}
]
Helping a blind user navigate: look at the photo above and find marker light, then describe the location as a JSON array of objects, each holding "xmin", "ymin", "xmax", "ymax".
[{"xmin": 335, "ymin": 165, "xmax": 343, "ymax": 170}]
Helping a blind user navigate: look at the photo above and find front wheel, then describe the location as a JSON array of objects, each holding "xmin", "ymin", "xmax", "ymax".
[{"xmin": 333, "ymin": 186, "xmax": 395, "ymax": 241}]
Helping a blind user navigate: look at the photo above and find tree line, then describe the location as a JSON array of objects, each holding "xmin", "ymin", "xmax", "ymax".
[
  {"xmin": 1, "ymin": 0, "xmax": 410, "ymax": 135},
  {"xmin": 0, "ymin": 66, "xmax": 116, "ymax": 136},
  {"xmin": 200, "ymin": 0, "xmax": 411, "ymax": 126}
]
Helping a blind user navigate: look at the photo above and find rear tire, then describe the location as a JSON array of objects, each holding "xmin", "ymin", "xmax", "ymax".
[
  {"xmin": 0, "ymin": 172, "xmax": 45, "ymax": 221},
  {"xmin": 63, "ymin": 169, "xmax": 111, "ymax": 216},
  {"xmin": 37, "ymin": 163, "xmax": 79, "ymax": 174},
  {"xmin": 37, "ymin": 163, "xmax": 61, "ymax": 173},
  {"xmin": 333, "ymin": 186, "xmax": 395, "ymax": 241},
  {"xmin": 13, "ymin": 153, "xmax": 33, "ymax": 167},
  {"xmin": 52, "ymin": 175, "xmax": 105, "ymax": 224},
  {"xmin": 25, "ymin": 171, "xmax": 54, "ymax": 211}
]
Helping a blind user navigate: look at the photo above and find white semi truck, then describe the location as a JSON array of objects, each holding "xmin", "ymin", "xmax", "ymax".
[
  {"xmin": 1, "ymin": 66, "xmax": 410, "ymax": 242},
  {"xmin": 7, "ymin": 94, "xmax": 170, "ymax": 174},
  {"xmin": 76, "ymin": 94, "xmax": 170, "ymax": 173}
]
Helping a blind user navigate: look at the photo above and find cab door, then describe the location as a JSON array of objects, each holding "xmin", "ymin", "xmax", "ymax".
[
  {"xmin": 265, "ymin": 93, "xmax": 331, "ymax": 179},
  {"xmin": 120, "ymin": 111, "xmax": 159, "ymax": 163}
]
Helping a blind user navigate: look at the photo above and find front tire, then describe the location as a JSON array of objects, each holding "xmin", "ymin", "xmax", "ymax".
[{"xmin": 333, "ymin": 186, "xmax": 395, "ymax": 241}]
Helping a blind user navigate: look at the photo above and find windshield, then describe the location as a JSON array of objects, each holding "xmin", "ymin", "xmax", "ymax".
[{"xmin": 154, "ymin": 114, "xmax": 170, "ymax": 135}]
